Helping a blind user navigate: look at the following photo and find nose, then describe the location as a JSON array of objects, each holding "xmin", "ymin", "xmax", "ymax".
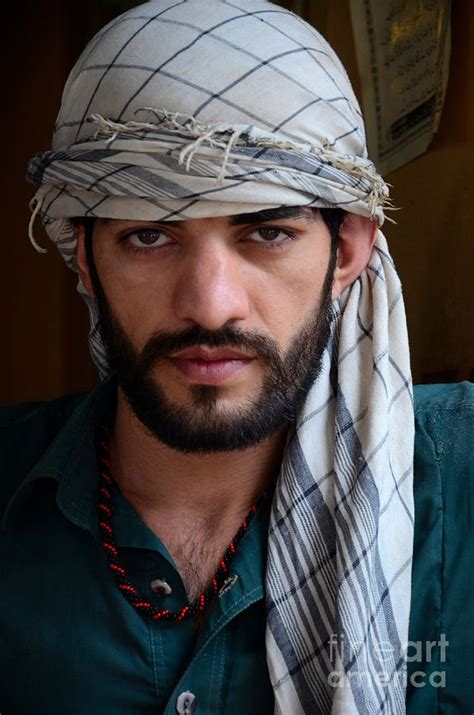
[{"xmin": 172, "ymin": 240, "xmax": 250, "ymax": 331}]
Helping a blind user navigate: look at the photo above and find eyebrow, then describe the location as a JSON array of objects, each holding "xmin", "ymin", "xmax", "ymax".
[
  {"xmin": 228, "ymin": 206, "xmax": 315, "ymax": 225},
  {"xmin": 103, "ymin": 206, "xmax": 315, "ymax": 230}
]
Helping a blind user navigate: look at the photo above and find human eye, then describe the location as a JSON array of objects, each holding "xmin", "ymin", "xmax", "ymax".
[
  {"xmin": 246, "ymin": 226, "xmax": 297, "ymax": 247},
  {"xmin": 119, "ymin": 227, "xmax": 173, "ymax": 253}
]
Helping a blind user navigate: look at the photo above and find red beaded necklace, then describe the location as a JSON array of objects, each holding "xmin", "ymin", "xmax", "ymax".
[{"xmin": 96, "ymin": 429, "xmax": 266, "ymax": 622}]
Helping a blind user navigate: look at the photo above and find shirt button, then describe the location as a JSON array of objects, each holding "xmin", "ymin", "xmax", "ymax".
[
  {"xmin": 150, "ymin": 578, "xmax": 172, "ymax": 596},
  {"xmin": 176, "ymin": 690, "xmax": 196, "ymax": 714}
]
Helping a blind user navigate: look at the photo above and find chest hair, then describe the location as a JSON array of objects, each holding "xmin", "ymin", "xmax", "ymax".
[
  {"xmin": 123, "ymin": 494, "xmax": 243, "ymax": 601},
  {"xmin": 164, "ymin": 522, "xmax": 235, "ymax": 601}
]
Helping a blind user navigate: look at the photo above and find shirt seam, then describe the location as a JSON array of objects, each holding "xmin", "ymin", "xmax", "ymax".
[
  {"xmin": 417, "ymin": 419, "xmax": 444, "ymax": 714},
  {"xmin": 437, "ymin": 433, "xmax": 446, "ymax": 715}
]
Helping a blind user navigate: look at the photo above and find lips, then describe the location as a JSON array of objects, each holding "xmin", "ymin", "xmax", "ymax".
[
  {"xmin": 171, "ymin": 344, "xmax": 256, "ymax": 360},
  {"xmin": 167, "ymin": 346, "xmax": 254, "ymax": 385}
]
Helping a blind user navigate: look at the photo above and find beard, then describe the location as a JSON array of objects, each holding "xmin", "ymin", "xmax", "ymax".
[{"xmin": 91, "ymin": 261, "xmax": 336, "ymax": 454}]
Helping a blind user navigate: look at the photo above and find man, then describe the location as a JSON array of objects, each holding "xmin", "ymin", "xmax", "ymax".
[{"xmin": 1, "ymin": 1, "xmax": 473, "ymax": 714}]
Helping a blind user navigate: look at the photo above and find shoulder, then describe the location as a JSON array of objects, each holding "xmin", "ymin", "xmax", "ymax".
[
  {"xmin": 412, "ymin": 381, "xmax": 473, "ymax": 500},
  {"xmin": 413, "ymin": 380, "xmax": 473, "ymax": 462},
  {"xmin": 0, "ymin": 392, "xmax": 88, "ymax": 439},
  {"xmin": 0, "ymin": 392, "xmax": 87, "ymax": 427},
  {"xmin": 0, "ymin": 392, "xmax": 88, "ymax": 515},
  {"xmin": 413, "ymin": 379, "xmax": 474, "ymax": 414}
]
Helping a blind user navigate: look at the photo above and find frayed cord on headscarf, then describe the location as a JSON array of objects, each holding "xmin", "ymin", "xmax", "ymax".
[
  {"xmin": 178, "ymin": 127, "xmax": 221, "ymax": 172},
  {"xmin": 91, "ymin": 111, "xmax": 241, "ymax": 182},
  {"xmin": 88, "ymin": 110, "xmax": 392, "ymax": 214},
  {"xmin": 178, "ymin": 126, "xmax": 245, "ymax": 184},
  {"xmin": 90, "ymin": 108, "xmax": 236, "ymax": 144},
  {"xmin": 28, "ymin": 190, "xmax": 49, "ymax": 254},
  {"xmin": 217, "ymin": 128, "xmax": 245, "ymax": 184}
]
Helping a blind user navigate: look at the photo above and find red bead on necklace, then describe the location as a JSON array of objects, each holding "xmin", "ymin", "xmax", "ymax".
[{"xmin": 96, "ymin": 428, "xmax": 266, "ymax": 622}]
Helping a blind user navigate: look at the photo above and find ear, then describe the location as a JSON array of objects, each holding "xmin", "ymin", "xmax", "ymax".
[
  {"xmin": 76, "ymin": 223, "xmax": 95, "ymax": 297},
  {"xmin": 331, "ymin": 214, "xmax": 378, "ymax": 300}
]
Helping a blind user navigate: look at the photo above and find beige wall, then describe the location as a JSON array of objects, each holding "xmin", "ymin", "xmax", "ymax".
[{"xmin": 2, "ymin": 1, "xmax": 472, "ymax": 404}]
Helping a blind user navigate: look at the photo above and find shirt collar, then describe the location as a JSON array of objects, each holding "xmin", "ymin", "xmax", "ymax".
[
  {"xmin": 2, "ymin": 379, "xmax": 272, "ymax": 585},
  {"xmin": 2, "ymin": 378, "xmax": 117, "ymax": 534}
]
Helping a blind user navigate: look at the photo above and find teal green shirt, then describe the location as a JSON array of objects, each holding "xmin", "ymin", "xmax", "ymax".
[{"xmin": 1, "ymin": 380, "xmax": 473, "ymax": 714}]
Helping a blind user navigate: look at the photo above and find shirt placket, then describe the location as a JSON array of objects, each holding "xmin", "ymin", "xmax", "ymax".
[{"xmin": 162, "ymin": 574, "xmax": 264, "ymax": 715}]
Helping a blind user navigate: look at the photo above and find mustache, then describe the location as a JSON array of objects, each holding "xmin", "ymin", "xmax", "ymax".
[{"xmin": 137, "ymin": 325, "xmax": 283, "ymax": 375}]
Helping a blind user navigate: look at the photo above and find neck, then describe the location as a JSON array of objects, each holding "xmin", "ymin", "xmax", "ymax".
[{"xmin": 109, "ymin": 389, "xmax": 286, "ymax": 526}]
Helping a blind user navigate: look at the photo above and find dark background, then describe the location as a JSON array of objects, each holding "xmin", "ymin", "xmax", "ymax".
[{"xmin": 2, "ymin": 0, "xmax": 473, "ymax": 403}]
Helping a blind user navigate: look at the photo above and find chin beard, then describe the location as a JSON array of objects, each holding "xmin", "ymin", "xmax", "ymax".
[{"xmin": 91, "ymin": 264, "xmax": 336, "ymax": 454}]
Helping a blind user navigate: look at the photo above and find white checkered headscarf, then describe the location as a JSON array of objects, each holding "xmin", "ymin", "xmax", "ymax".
[{"xmin": 27, "ymin": 2, "xmax": 414, "ymax": 713}]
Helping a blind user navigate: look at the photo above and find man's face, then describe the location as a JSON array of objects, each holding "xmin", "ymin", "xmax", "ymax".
[{"xmin": 84, "ymin": 207, "xmax": 338, "ymax": 453}]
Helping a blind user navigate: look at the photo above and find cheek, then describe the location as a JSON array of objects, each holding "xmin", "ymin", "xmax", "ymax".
[
  {"xmin": 98, "ymin": 260, "xmax": 172, "ymax": 345},
  {"xmin": 251, "ymin": 252, "xmax": 330, "ymax": 346}
]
